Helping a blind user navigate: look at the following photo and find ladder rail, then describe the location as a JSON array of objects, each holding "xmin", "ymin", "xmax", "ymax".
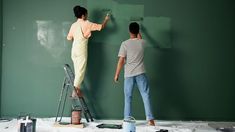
[
  {"xmin": 59, "ymin": 83, "xmax": 69, "ymax": 122},
  {"xmin": 80, "ymin": 97, "xmax": 94, "ymax": 122},
  {"xmin": 55, "ymin": 64, "xmax": 94, "ymax": 123},
  {"xmin": 55, "ymin": 77, "xmax": 67, "ymax": 122}
]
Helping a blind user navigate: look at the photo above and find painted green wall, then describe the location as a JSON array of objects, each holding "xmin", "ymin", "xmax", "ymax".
[
  {"xmin": 1, "ymin": 0, "xmax": 235, "ymax": 121},
  {"xmin": 0, "ymin": 0, "xmax": 3, "ymax": 117}
]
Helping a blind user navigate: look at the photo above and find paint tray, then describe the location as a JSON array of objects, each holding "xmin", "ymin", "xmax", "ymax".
[{"xmin": 96, "ymin": 123, "xmax": 122, "ymax": 129}]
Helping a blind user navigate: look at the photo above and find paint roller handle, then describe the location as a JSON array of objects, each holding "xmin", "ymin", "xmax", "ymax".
[{"xmin": 105, "ymin": 13, "xmax": 110, "ymax": 21}]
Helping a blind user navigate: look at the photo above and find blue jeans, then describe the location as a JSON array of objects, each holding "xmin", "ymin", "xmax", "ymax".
[{"xmin": 124, "ymin": 73, "xmax": 154, "ymax": 120}]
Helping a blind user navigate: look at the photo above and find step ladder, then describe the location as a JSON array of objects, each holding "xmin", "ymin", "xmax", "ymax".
[{"xmin": 55, "ymin": 64, "xmax": 94, "ymax": 123}]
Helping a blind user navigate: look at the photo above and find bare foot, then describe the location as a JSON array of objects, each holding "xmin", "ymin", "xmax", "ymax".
[
  {"xmin": 72, "ymin": 88, "xmax": 83, "ymax": 97},
  {"xmin": 148, "ymin": 119, "xmax": 155, "ymax": 126}
]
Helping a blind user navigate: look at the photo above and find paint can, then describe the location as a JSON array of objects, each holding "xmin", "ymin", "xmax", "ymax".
[
  {"xmin": 71, "ymin": 108, "xmax": 82, "ymax": 124},
  {"xmin": 123, "ymin": 116, "xmax": 136, "ymax": 132},
  {"xmin": 19, "ymin": 121, "xmax": 33, "ymax": 132},
  {"xmin": 17, "ymin": 116, "xmax": 36, "ymax": 132}
]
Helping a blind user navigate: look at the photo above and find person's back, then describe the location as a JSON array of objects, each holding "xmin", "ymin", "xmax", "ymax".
[
  {"xmin": 114, "ymin": 22, "xmax": 155, "ymax": 126},
  {"xmin": 120, "ymin": 38, "xmax": 145, "ymax": 77},
  {"xmin": 67, "ymin": 5, "xmax": 109, "ymax": 97}
]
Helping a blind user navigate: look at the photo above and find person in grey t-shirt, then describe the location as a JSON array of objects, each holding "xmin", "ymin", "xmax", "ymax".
[{"xmin": 114, "ymin": 22, "xmax": 155, "ymax": 126}]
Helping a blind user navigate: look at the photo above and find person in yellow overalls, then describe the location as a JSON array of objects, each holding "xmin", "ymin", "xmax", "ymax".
[{"xmin": 67, "ymin": 5, "xmax": 109, "ymax": 97}]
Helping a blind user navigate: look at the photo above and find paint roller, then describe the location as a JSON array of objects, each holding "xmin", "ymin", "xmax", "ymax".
[
  {"xmin": 101, "ymin": 8, "xmax": 112, "ymax": 16},
  {"xmin": 130, "ymin": 16, "xmax": 143, "ymax": 22},
  {"xmin": 130, "ymin": 16, "xmax": 143, "ymax": 26}
]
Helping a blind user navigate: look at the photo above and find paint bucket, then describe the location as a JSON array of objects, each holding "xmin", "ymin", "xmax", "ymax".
[
  {"xmin": 19, "ymin": 121, "xmax": 33, "ymax": 132},
  {"xmin": 17, "ymin": 116, "xmax": 36, "ymax": 132},
  {"xmin": 71, "ymin": 108, "xmax": 82, "ymax": 124},
  {"xmin": 123, "ymin": 116, "xmax": 136, "ymax": 132}
]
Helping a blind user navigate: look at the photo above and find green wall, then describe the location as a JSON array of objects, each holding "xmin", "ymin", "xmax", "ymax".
[
  {"xmin": 1, "ymin": 0, "xmax": 235, "ymax": 121},
  {"xmin": 0, "ymin": 0, "xmax": 3, "ymax": 117}
]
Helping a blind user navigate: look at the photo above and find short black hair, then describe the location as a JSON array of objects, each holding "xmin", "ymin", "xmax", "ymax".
[
  {"xmin": 129, "ymin": 22, "xmax": 139, "ymax": 35},
  {"xmin": 73, "ymin": 5, "xmax": 87, "ymax": 18}
]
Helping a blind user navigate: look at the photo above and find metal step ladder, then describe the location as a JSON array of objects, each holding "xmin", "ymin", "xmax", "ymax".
[{"xmin": 55, "ymin": 64, "xmax": 94, "ymax": 123}]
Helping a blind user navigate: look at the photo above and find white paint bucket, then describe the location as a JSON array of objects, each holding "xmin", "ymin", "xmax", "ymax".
[{"xmin": 123, "ymin": 116, "xmax": 136, "ymax": 132}]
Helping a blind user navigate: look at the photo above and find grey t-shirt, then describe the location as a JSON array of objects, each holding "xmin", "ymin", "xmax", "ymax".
[{"xmin": 118, "ymin": 38, "xmax": 145, "ymax": 77}]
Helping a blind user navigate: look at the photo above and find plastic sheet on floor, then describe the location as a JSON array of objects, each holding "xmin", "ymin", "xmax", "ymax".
[{"xmin": 0, "ymin": 117, "xmax": 224, "ymax": 132}]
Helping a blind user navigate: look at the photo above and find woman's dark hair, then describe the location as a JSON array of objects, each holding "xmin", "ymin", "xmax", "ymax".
[
  {"xmin": 129, "ymin": 22, "xmax": 139, "ymax": 35},
  {"xmin": 73, "ymin": 5, "xmax": 87, "ymax": 18}
]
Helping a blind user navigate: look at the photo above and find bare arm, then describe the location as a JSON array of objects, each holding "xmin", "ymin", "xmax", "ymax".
[
  {"xmin": 114, "ymin": 57, "xmax": 125, "ymax": 82},
  {"xmin": 67, "ymin": 35, "xmax": 73, "ymax": 41},
  {"xmin": 101, "ymin": 14, "xmax": 110, "ymax": 29},
  {"xmin": 137, "ymin": 33, "xmax": 142, "ymax": 39},
  {"xmin": 67, "ymin": 25, "xmax": 73, "ymax": 41}
]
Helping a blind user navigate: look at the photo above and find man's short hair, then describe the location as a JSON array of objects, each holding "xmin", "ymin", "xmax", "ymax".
[
  {"xmin": 129, "ymin": 22, "xmax": 139, "ymax": 35},
  {"xmin": 73, "ymin": 6, "xmax": 87, "ymax": 18}
]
